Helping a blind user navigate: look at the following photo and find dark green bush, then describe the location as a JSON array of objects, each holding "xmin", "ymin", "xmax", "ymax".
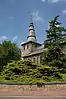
[{"xmin": 0, "ymin": 60, "xmax": 63, "ymax": 83}]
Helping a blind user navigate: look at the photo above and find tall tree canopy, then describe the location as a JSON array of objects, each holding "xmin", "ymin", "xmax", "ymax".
[
  {"xmin": 43, "ymin": 16, "xmax": 66, "ymax": 71},
  {"xmin": 0, "ymin": 41, "xmax": 21, "ymax": 70},
  {"xmin": 46, "ymin": 15, "xmax": 66, "ymax": 42}
]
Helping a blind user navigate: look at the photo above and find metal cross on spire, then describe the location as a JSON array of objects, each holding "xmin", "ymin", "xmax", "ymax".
[{"xmin": 30, "ymin": 14, "xmax": 33, "ymax": 23}]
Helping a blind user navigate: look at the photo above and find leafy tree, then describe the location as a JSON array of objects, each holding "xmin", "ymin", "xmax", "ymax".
[
  {"xmin": 42, "ymin": 43, "xmax": 66, "ymax": 70},
  {"xmin": 0, "ymin": 41, "xmax": 21, "ymax": 70},
  {"xmin": 42, "ymin": 43, "xmax": 62, "ymax": 64},
  {"xmin": 42, "ymin": 16, "xmax": 66, "ymax": 70},
  {"xmin": 46, "ymin": 15, "xmax": 66, "ymax": 42}
]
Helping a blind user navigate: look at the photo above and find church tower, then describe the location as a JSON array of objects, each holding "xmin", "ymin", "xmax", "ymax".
[
  {"xmin": 21, "ymin": 16, "xmax": 41, "ymax": 60},
  {"xmin": 27, "ymin": 18, "xmax": 37, "ymax": 42}
]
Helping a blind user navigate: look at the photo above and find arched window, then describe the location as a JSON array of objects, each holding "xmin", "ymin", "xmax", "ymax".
[
  {"xmin": 37, "ymin": 57, "xmax": 38, "ymax": 63},
  {"xmin": 33, "ymin": 57, "xmax": 35, "ymax": 62}
]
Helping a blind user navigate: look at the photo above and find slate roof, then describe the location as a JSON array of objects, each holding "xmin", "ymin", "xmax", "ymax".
[{"xmin": 21, "ymin": 41, "xmax": 41, "ymax": 46}]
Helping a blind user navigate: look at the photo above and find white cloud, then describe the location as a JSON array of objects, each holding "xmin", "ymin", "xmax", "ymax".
[
  {"xmin": 48, "ymin": 0, "xmax": 60, "ymax": 3},
  {"xmin": 32, "ymin": 11, "xmax": 44, "ymax": 22},
  {"xmin": 41, "ymin": 0, "xmax": 46, "ymax": 2},
  {"xmin": 0, "ymin": 36, "xmax": 8, "ymax": 41},
  {"xmin": 62, "ymin": 10, "xmax": 66, "ymax": 15},
  {"xmin": 9, "ymin": 16, "xmax": 15, "ymax": 20},
  {"xmin": 12, "ymin": 36, "xmax": 18, "ymax": 42},
  {"xmin": 41, "ymin": 0, "xmax": 65, "ymax": 3},
  {"xmin": 0, "ymin": 36, "xmax": 8, "ymax": 44}
]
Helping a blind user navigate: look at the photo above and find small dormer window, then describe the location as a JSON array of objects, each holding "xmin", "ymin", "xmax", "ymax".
[
  {"xmin": 23, "ymin": 45, "xmax": 25, "ymax": 50},
  {"xmin": 35, "ymin": 45, "xmax": 37, "ymax": 48},
  {"xmin": 27, "ymin": 44, "xmax": 29, "ymax": 49}
]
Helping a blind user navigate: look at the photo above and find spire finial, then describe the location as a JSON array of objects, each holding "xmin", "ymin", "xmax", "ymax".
[
  {"xmin": 27, "ymin": 14, "xmax": 36, "ymax": 42},
  {"xmin": 30, "ymin": 14, "xmax": 33, "ymax": 23}
]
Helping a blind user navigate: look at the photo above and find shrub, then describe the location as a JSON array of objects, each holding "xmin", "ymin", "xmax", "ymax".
[{"xmin": 0, "ymin": 60, "xmax": 63, "ymax": 83}]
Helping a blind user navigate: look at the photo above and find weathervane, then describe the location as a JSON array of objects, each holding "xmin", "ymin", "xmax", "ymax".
[
  {"xmin": 28, "ymin": 12, "xmax": 33, "ymax": 23},
  {"xmin": 30, "ymin": 14, "xmax": 33, "ymax": 23}
]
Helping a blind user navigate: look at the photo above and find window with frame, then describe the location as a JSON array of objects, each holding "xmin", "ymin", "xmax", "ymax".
[
  {"xmin": 27, "ymin": 44, "xmax": 29, "ymax": 49},
  {"xmin": 33, "ymin": 57, "xmax": 35, "ymax": 62},
  {"xmin": 23, "ymin": 45, "xmax": 25, "ymax": 50}
]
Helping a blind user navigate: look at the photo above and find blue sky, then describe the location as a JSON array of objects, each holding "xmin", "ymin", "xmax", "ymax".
[{"xmin": 0, "ymin": 0, "xmax": 66, "ymax": 46}]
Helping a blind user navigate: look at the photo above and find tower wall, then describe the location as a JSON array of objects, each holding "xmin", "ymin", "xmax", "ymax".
[
  {"xmin": 21, "ymin": 17, "xmax": 42, "ymax": 64},
  {"xmin": 21, "ymin": 42, "xmax": 41, "ymax": 57}
]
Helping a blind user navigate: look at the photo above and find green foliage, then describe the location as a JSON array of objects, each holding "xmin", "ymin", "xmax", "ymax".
[
  {"xmin": 62, "ymin": 74, "xmax": 66, "ymax": 82},
  {"xmin": 42, "ymin": 43, "xmax": 62, "ymax": 63},
  {"xmin": 46, "ymin": 15, "xmax": 66, "ymax": 42},
  {"xmin": 0, "ymin": 41, "xmax": 21, "ymax": 70},
  {"xmin": 0, "ymin": 60, "xmax": 63, "ymax": 83},
  {"xmin": 42, "ymin": 43, "xmax": 66, "ymax": 70},
  {"xmin": 42, "ymin": 15, "xmax": 66, "ymax": 72}
]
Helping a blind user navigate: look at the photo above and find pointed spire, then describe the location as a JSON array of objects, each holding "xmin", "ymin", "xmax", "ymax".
[{"xmin": 27, "ymin": 15, "xmax": 37, "ymax": 42}]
